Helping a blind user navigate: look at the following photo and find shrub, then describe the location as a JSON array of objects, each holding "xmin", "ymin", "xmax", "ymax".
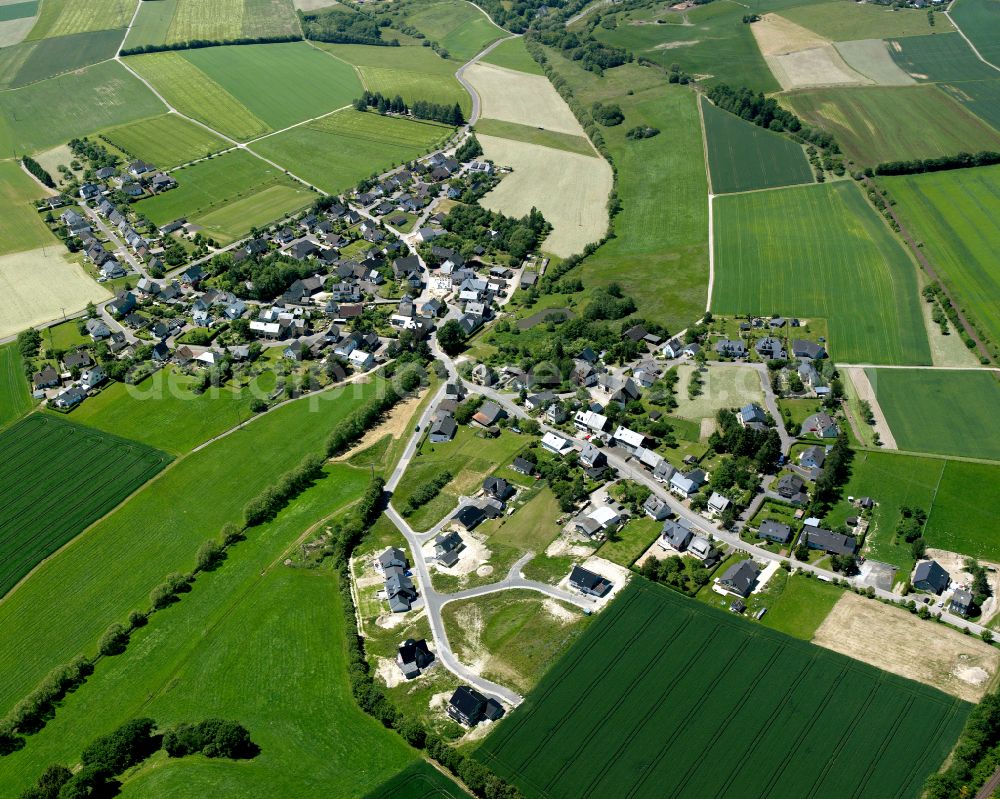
[{"xmin": 97, "ymin": 623, "xmax": 130, "ymax": 657}]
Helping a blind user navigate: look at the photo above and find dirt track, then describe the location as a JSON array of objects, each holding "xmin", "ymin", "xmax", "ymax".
[{"xmin": 842, "ymin": 366, "xmax": 898, "ymax": 448}]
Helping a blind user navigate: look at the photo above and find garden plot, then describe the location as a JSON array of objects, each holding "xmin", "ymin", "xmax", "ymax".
[
  {"xmin": 464, "ymin": 61, "xmax": 586, "ymax": 137},
  {"xmin": 0, "ymin": 248, "xmax": 109, "ymax": 339},
  {"xmin": 478, "ymin": 134, "xmax": 612, "ymax": 257},
  {"xmin": 813, "ymin": 591, "xmax": 999, "ymax": 702}
]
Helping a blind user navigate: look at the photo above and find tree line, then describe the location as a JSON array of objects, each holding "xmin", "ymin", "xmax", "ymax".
[
  {"xmin": 243, "ymin": 453, "xmax": 326, "ymax": 526},
  {"xmin": 706, "ymin": 85, "xmax": 839, "ymax": 151},
  {"xmin": 874, "ymin": 150, "xmax": 1000, "ymax": 176},
  {"xmin": 354, "ymin": 91, "xmax": 464, "ymax": 125},
  {"xmin": 924, "ymin": 690, "xmax": 1000, "ymax": 799},
  {"xmin": 402, "ymin": 471, "xmax": 452, "ymax": 516},
  {"xmin": 300, "ymin": 6, "xmax": 397, "ymax": 46},
  {"xmin": 22, "ymin": 157, "xmax": 55, "ymax": 189},
  {"xmin": 529, "ymin": 21, "xmax": 632, "ymax": 75},
  {"xmin": 120, "ymin": 34, "xmax": 301, "ymax": 56}
]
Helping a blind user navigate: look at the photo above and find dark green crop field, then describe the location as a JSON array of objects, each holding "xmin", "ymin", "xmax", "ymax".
[
  {"xmin": 887, "ymin": 32, "xmax": 998, "ymax": 82},
  {"xmin": 950, "ymin": 0, "xmax": 1000, "ymax": 69},
  {"xmin": 712, "ymin": 181, "xmax": 931, "ymax": 365},
  {"xmin": 477, "ymin": 579, "xmax": 969, "ymax": 799},
  {"xmin": 701, "ymin": 97, "xmax": 813, "ymax": 194},
  {"xmin": 0, "ymin": 414, "xmax": 171, "ymax": 597}
]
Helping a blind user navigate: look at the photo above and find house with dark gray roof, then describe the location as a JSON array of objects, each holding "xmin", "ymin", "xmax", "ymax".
[
  {"xmin": 801, "ymin": 412, "xmax": 839, "ymax": 439},
  {"xmin": 660, "ymin": 518, "xmax": 694, "ymax": 551},
  {"xmin": 801, "ymin": 525, "xmax": 857, "ymax": 556},
  {"xmin": 569, "ymin": 566, "xmax": 613, "ymax": 597},
  {"xmin": 429, "ymin": 415, "xmax": 456, "ymax": 443},
  {"xmin": 643, "ymin": 493, "xmax": 671, "ymax": 521},
  {"xmin": 718, "ymin": 559, "xmax": 761, "ymax": 597},
  {"xmin": 792, "ymin": 339, "xmax": 826, "ymax": 360},
  {"xmin": 397, "ymin": 639, "xmax": 434, "ymax": 679},
  {"xmin": 758, "ymin": 519, "xmax": 792, "ymax": 544},
  {"xmin": 447, "ymin": 686, "xmax": 501, "ymax": 726},
  {"xmin": 384, "ymin": 565, "xmax": 417, "ymax": 612},
  {"xmin": 377, "ymin": 547, "xmax": 407, "ymax": 572},
  {"xmin": 755, "ymin": 337, "xmax": 786, "ymax": 360},
  {"xmin": 913, "ymin": 560, "xmax": 950, "ymax": 594},
  {"xmin": 951, "ymin": 588, "xmax": 973, "ymax": 617},
  {"xmin": 435, "ymin": 530, "xmax": 467, "ymax": 566},
  {"xmin": 775, "ymin": 474, "xmax": 807, "ymax": 504}
]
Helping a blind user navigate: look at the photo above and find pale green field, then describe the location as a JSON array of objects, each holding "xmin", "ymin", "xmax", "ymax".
[
  {"xmin": 27, "ymin": 0, "xmax": 137, "ymax": 39},
  {"xmin": 0, "ymin": 158, "xmax": 55, "ymax": 254},
  {"xmin": 101, "ymin": 113, "xmax": 229, "ymax": 168}
]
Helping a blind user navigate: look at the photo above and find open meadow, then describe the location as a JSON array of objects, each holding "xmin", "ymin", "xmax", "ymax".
[
  {"xmin": 321, "ymin": 42, "xmax": 472, "ymax": 115},
  {"xmin": 478, "ymin": 134, "xmax": 611, "ymax": 258},
  {"xmin": 474, "ymin": 119, "xmax": 593, "ymax": 156},
  {"xmin": 482, "ymin": 35, "xmax": 543, "ymax": 75},
  {"xmin": 0, "ymin": 343, "xmax": 31, "ymax": 430},
  {"xmin": 700, "ymin": 97, "xmax": 813, "ymax": 194},
  {"xmin": 26, "ymin": 0, "xmax": 136, "ymax": 39},
  {"xmin": 884, "ymin": 164, "xmax": 1000, "ymax": 353},
  {"xmin": 0, "ymin": 159, "xmax": 55, "ymax": 254},
  {"xmin": 866, "ymin": 367, "xmax": 1000, "ymax": 461},
  {"xmin": 0, "ymin": 464, "xmax": 419, "ymax": 797},
  {"xmin": 477, "ymin": 578, "xmax": 970, "ymax": 799},
  {"xmin": 0, "ymin": 414, "xmax": 170, "ymax": 598},
  {"xmin": 123, "ymin": 0, "xmax": 300, "ymax": 48},
  {"xmin": 0, "ymin": 380, "xmax": 376, "ymax": 719},
  {"xmin": 465, "ymin": 61, "xmax": 585, "ymax": 137},
  {"xmin": 543, "ymin": 55, "xmax": 709, "ymax": 331},
  {"xmin": 784, "ymin": 84, "xmax": 1000, "ymax": 165},
  {"xmin": 779, "ymin": 1, "xmax": 951, "ymax": 39},
  {"xmin": 0, "ymin": 248, "xmax": 110, "ymax": 339},
  {"xmin": 711, "ymin": 181, "xmax": 931, "ymax": 365},
  {"xmin": 250, "ymin": 109, "xmax": 452, "ymax": 195},
  {"xmin": 950, "ymin": 0, "xmax": 1000, "ymax": 68},
  {"xmin": 0, "ymin": 60, "xmax": 164, "ymax": 154},
  {"xmin": 100, "ymin": 113, "xmax": 229, "ymax": 169},
  {"xmin": 401, "ymin": 0, "xmax": 503, "ymax": 62},
  {"xmin": 135, "ymin": 149, "xmax": 313, "ymax": 242}
]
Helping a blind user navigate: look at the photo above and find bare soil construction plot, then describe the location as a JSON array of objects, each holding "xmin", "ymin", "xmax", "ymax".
[
  {"xmin": 464, "ymin": 61, "xmax": 586, "ymax": 137},
  {"xmin": 478, "ymin": 134, "xmax": 612, "ymax": 257},
  {"xmin": 0, "ymin": 248, "xmax": 110, "ymax": 339},
  {"xmin": 751, "ymin": 13, "xmax": 869, "ymax": 89},
  {"xmin": 813, "ymin": 591, "xmax": 999, "ymax": 702}
]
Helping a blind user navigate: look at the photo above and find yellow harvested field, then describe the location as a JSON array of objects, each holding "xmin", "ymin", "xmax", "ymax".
[
  {"xmin": 465, "ymin": 62, "xmax": 585, "ymax": 137},
  {"xmin": 766, "ymin": 46, "xmax": 869, "ymax": 89},
  {"xmin": 478, "ymin": 134, "xmax": 612, "ymax": 258},
  {"xmin": 812, "ymin": 592, "xmax": 1000, "ymax": 702},
  {"xmin": 751, "ymin": 13, "xmax": 828, "ymax": 56},
  {"xmin": 0, "ymin": 248, "xmax": 110, "ymax": 339}
]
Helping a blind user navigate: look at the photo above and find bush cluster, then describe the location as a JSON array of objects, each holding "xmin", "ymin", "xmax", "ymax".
[
  {"xmin": 402, "ymin": 471, "xmax": 452, "ymax": 515},
  {"xmin": 163, "ymin": 719, "xmax": 257, "ymax": 759}
]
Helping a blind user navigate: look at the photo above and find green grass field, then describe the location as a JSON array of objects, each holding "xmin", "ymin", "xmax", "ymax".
[
  {"xmin": 27, "ymin": 0, "xmax": 136, "ymax": 39},
  {"xmin": 594, "ymin": 0, "xmax": 779, "ymax": 93},
  {"xmin": 362, "ymin": 762, "xmax": 466, "ymax": 799},
  {"xmin": 100, "ymin": 113, "xmax": 229, "ymax": 169},
  {"xmin": 70, "ymin": 367, "xmax": 263, "ymax": 456},
  {"xmin": 402, "ymin": 0, "xmax": 503, "ymax": 62},
  {"xmin": 0, "ymin": 414, "xmax": 171, "ymax": 598},
  {"xmin": 884, "ymin": 164, "xmax": 1000, "ymax": 353},
  {"xmin": 0, "ymin": 381, "xmax": 375, "ymax": 718},
  {"xmin": 867, "ymin": 367, "xmax": 1000, "ymax": 461},
  {"xmin": 941, "ymin": 78, "xmax": 1000, "ymax": 133},
  {"xmin": 124, "ymin": 0, "xmax": 299, "ymax": 47},
  {"xmin": 475, "ymin": 118, "xmax": 594, "ymax": 156},
  {"xmin": 950, "ymin": 0, "xmax": 1000, "ymax": 68},
  {"xmin": 758, "ymin": 572, "xmax": 844, "ymax": 639},
  {"xmin": 250, "ymin": 109, "xmax": 452, "ymax": 195},
  {"xmin": 322, "ymin": 42, "xmax": 472, "ymax": 115},
  {"xmin": 887, "ymin": 32, "xmax": 997, "ymax": 81},
  {"xmin": 477, "ymin": 578, "xmax": 969, "ymax": 799},
  {"xmin": 0, "ymin": 60, "xmax": 164, "ymax": 155},
  {"xmin": 780, "ymin": 1, "xmax": 950, "ymax": 39},
  {"xmin": 700, "ymin": 97, "xmax": 813, "ymax": 194},
  {"xmin": 924, "ymin": 458, "xmax": 1000, "ymax": 559},
  {"xmin": 0, "ymin": 344, "xmax": 31, "ymax": 430},
  {"xmin": 121, "ymin": 0, "xmax": 175, "ymax": 49},
  {"xmin": 180, "ymin": 43, "xmax": 361, "ymax": 131},
  {"xmin": 711, "ymin": 181, "xmax": 931, "ymax": 365},
  {"xmin": 543, "ymin": 55, "xmax": 708, "ymax": 331},
  {"xmin": 597, "ymin": 517, "xmax": 660, "ymax": 567},
  {"xmin": 0, "ymin": 159, "xmax": 56, "ymax": 254},
  {"xmin": 481, "ymin": 35, "xmax": 543, "ymax": 75},
  {"xmin": 125, "ymin": 51, "xmax": 269, "ymax": 141},
  {"xmin": 784, "ymin": 84, "xmax": 1000, "ymax": 166},
  {"xmin": 0, "ymin": 465, "xmax": 418, "ymax": 797},
  {"xmin": 135, "ymin": 149, "xmax": 312, "ymax": 242},
  {"xmin": 0, "ymin": 28, "xmax": 126, "ymax": 90}
]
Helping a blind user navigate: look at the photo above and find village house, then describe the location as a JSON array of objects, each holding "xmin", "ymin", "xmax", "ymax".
[{"xmin": 568, "ymin": 566, "xmax": 613, "ymax": 598}]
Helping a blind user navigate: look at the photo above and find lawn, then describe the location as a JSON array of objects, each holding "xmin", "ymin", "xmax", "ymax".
[
  {"xmin": 780, "ymin": 1, "xmax": 950, "ymax": 39},
  {"xmin": 594, "ymin": 0, "xmax": 780, "ymax": 93},
  {"xmin": 476, "ymin": 578, "xmax": 969, "ymax": 799},
  {"xmin": 27, "ymin": 0, "xmax": 136, "ymax": 39},
  {"xmin": 180, "ymin": 42, "xmax": 362, "ymax": 131},
  {"xmin": 69, "ymin": 367, "xmax": 264, "ymax": 456},
  {"xmin": 0, "ymin": 60, "xmax": 165, "ymax": 155},
  {"xmin": 887, "ymin": 32, "xmax": 997, "ymax": 82},
  {"xmin": 250, "ymin": 109, "xmax": 452, "ymax": 195},
  {"xmin": 135, "ymin": 149, "xmax": 312, "ymax": 242},
  {"xmin": 758, "ymin": 571, "xmax": 844, "ymax": 639},
  {"xmin": 477, "ymin": 487, "xmax": 563, "ymax": 555},
  {"xmin": 482, "ymin": 35, "xmax": 543, "ymax": 75},
  {"xmin": 475, "ymin": 118, "xmax": 593, "ymax": 156},
  {"xmin": 100, "ymin": 113, "xmax": 229, "ymax": 169},
  {"xmin": 442, "ymin": 591, "xmax": 591, "ymax": 695},
  {"xmin": 784, "ymin": 84, "xmax": 1000, "ymax": 166},
  {"xmin": 867, "ymin": 367, "xmax": 1000, "ymax": 461},
  {"xmin": 0, "ymin": 414, "xmax": 171, "ymax": 598},
  {"xmin": 0, "ymin": 380, "xmax": 376, "ymax": 719},
  {"xmin": 884, "ymin": 164, "xmax": 1000, "ymax": 355},
  {"xmin": 0, "ymin": 159, "xmax": 56, "ymax": 255},
  {"xmin": 711, "ymin": 181, "xmax": 931, "ymax": 365},
  {"xmin": 543, "ymin": 55, "xmax": 709, "ymax": 331},
  {"xmin": 362, "ymin": 762, "xmax": 466, "ymax": 799},
  {"xmin": 950, "ymin": 0, "xmax": 1000, "ymax": 68},
  {"xmin": 125, "ymin": 51, "xmax": 269, "ymax": 141},
  {"xmin": 701, "ymin": 97, "xmax": 813, "ymax": 194},
  {"xmin": 321, "ymin": 42, "xmax": 471, "ymax": 115},
  {"xmin": 0, "ymin": 343, "xmax": 31, "ymax": 430},
  {"xmin": 597, "ymin": 516, "xmax": 660, "ymax": 567},
  {"xmin": 402, "ymin": 0, "xmax": 503, "ymax": 62},
  {"xmin": 394, "ymin": 426, "xmax": 529, "ymax": 531},
  {"xmin": 0, "ymin": 28, "xmax": 126, "ymax": 89}
]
